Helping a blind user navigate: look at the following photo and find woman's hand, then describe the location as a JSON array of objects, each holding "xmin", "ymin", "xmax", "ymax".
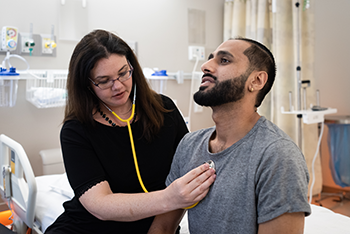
[{"xmin": 165, "ymin": 163, "xmax": 216, "ymax": 210}]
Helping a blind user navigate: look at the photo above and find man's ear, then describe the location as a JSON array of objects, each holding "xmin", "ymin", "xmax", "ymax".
[{"xmin": 250, "ymin": 71, "xmax": 268, "ymax": 91}]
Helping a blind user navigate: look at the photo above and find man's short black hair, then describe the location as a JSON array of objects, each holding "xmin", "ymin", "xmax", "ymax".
[{"xmin": 232, "ymin": 37, "xmax": 276, "ymax": 107}]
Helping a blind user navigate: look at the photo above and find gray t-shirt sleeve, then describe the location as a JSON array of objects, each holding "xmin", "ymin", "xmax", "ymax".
[{"xmin": 255, "ymin": 139, "xmax": 311, "ymax": 223}]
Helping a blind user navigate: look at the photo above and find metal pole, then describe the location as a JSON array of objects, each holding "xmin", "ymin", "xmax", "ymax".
[{"xmin": 295, "ymin": 1, "xmax": 303, "ymax": 149}]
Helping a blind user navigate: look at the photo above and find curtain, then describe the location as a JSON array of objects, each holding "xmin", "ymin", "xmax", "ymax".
[{"xmin": 224, "ymin": 0, "xmax": 322, "ymax": 196}]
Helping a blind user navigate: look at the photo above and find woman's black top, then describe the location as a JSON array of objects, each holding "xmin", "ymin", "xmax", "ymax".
[{"xmin": 45, "ymin": 95, "xmax": 188, "ymax": 234}]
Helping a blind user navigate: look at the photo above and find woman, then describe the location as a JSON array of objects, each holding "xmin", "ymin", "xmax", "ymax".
[{"xmin": 45, "ymin": 30, "xmax": 215, "ymax": 234}]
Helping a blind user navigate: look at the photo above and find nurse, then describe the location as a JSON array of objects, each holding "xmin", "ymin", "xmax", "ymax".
[{"xmin": 45, "ymin": 29, "xmax": 215, "ymax": 234}]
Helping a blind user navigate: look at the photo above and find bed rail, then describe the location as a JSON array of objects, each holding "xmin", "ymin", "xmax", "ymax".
[{"xmin": 0, "ymin": 134, "xmax": 37, "ymax": 233}]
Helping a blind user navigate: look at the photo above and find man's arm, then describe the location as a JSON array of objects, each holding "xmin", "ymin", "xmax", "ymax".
[
  {"xmin": 258, "ymin": 212, "xmax": 305, "ymax": 234},
  {"xmin": 148, "ymin": 209, "xmax": 186, "ymax": 234}
]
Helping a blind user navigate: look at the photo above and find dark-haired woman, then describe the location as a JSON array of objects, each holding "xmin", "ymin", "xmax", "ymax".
[{"xmin": 45, "ymin": 29, "xmax": 215, "ymax": 234}]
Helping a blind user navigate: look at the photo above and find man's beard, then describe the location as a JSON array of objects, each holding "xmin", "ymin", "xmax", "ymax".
[{"xmin": 193, "ymin": 72, "xmax": 250, "ymax": 107}]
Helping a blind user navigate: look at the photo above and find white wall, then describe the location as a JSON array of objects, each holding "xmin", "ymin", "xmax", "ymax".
[
  {"xmin": 314, "ymin": 0, "xmax": 350, "ymax": 115},
  {"xmin": 314, "ymin": 0, "xmax": 350, "ymax": 190},
  {"xmin": 0, "ymin": 0, "xmax": 222, "ymax": 175}
]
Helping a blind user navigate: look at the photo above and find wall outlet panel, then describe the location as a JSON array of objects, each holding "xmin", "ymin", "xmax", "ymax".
[
  {"xmin": 40, "ymin": 34, "xmax": 56, "ymax": 57},
  {"xmin": 188, "ymin": 46, "xmax": 205, "ymax": 61},
  {"xmin": 0, "ymin": 28, "xmax": 21, "ymax": 54},
  {"xmin": 19, "ymin": 33, "xmax": 41, "ymax": 56}
]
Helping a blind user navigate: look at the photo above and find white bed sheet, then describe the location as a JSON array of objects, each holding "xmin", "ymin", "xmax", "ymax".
[
  {"xmin": 178, "ymin": 204, "xmax": 350, "ymax": 234},
  {"xmin": 35, "ymin": 174, "xmax": 350, "ymax": 234},
  {"xmin": 35, "ymin": 174, "xmax": 71, "ymax": 233},
  {"xmin": 304, "ymin": 203, "xmax": 350, "ymax": 234}
]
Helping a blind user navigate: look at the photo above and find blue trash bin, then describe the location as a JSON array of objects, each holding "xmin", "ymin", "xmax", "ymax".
[{"xmin": 326, "ymin": 116, "xmax": 350, "ymax": 187}]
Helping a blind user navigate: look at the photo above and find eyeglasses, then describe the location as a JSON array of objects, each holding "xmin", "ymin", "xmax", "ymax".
[{"xmin": 89, "ymin": 62, "xmax": 134, "ymax": 90}]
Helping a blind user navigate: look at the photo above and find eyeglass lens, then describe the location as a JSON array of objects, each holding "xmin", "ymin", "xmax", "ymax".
[{"xmin": 98, "ymin": 69, "xmax": 132, "ymax": 89}]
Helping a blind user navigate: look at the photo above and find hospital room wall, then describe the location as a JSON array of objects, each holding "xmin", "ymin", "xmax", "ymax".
[
  {"xmin": 0, "ymin": 0, "xmax": 221, "ymax": 176},
  {"xmin": 314, "ymin": 0, "xmax": 350, "ymax": 116},
  {"xmin": 314, "ymin": 0, "xmax": 350, "ymax": 191}
]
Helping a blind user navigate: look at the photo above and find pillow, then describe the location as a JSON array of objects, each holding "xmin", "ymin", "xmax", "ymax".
[{"xmin": 48, "ymin": 173, "xmax": 74, "ymax": 199}]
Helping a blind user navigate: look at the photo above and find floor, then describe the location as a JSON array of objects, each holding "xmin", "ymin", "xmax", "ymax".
[{"xmin": 311, "ymin": 187, "xmax": 350, "ymax": 217}]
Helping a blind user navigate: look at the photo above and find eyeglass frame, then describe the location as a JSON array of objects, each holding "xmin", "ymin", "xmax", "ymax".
[{"xmin": 89, "ymin": 61, "xmax": 134, "ymax": 90}]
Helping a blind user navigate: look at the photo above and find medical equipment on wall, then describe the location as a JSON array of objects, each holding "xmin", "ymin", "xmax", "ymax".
[
  {"xmin": 0, "ymin": 24, "xmax": 61, "ymax": 108},
  {"xmin": 0, "ymin": 25, "xmax": 62, "ymax": 108},
  {"xmin": 0, "ymin": 26, "xmax": 28, "ymax": 107},
  {"xmin": 0, "ymin": 23, "xmax": 57, "ymax": 59},
  {"xmin": 143, "ymin": 68, "xmax": 169, "ymax": 95},
  {"xmin": 0, "ymin": 68, "xmax": 68, "ymax": 108},
  {"xmin": 143, "ymin": 68, "xmax": 189, "ymax": 94},
  {"xmin": 0, "ymin": 68, "xmax": 19, "ymax": 107},
  {"xmin": 1, "ymin": 26, "xmax": 30, "ymax": 72},
  {"xmin": 0, "ymin": 27, "xmax": 22, "ymax": 107},
  {"xmin": 1, "ymin": 26, "xmax": 18, "ymax": 51},
  {"xmin": 21, "ymin": 23, "xmax": 35, "ymax": 56},
  {"xmin": 42, "ymin": 25, "xmax": 57, "ymax": 55}
]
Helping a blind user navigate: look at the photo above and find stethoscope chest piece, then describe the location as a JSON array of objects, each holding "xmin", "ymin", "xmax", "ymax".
[{"xmin": 206, "ymin": 160, "xmax": 215, "ymax": 170}]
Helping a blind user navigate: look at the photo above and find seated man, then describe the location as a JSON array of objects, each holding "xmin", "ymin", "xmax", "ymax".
[{"xmin": 148, "ymin": 38, "xmax": 311, "ymax": 234}]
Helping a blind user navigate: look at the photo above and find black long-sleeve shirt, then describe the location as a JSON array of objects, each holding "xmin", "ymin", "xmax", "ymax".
[{"xmin": 45, "ymin": 95, "xmax": 188, "ymax": 234}]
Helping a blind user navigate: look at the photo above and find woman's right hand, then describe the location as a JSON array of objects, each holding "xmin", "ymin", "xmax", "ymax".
[{"xmin": 165, "ymin": 163, "xmax": 216, "ymax": 210}]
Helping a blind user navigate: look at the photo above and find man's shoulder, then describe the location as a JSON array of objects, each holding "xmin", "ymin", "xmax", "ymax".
[
  {"xmin": 257, "ymin": 117, "xmax": 292, "ymax": 141},
  {"xmin": 248, "ymin": 117, "xmax": 301, "ymax": 155}
]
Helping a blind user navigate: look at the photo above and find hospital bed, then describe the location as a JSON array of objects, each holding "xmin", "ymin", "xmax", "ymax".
[
  {"xmin": 1, "ymin": 134, "xmax": 350, "ymax": 234},
  {"xmin": 0, "ymin": 134, "xmax": 68, "ymax": 234}
]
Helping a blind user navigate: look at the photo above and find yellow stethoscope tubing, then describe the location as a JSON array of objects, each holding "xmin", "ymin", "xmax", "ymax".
[
  {"xmin": 103, "ymin": 84, "xmax": 197, "ymax": 209},
  {"xmin": 110, "ymin": 103, "xmax": 149, "ymax": 193},
  {"xmin": 102, "ymin": 85, "xmax": 148, "ymax": 193}
]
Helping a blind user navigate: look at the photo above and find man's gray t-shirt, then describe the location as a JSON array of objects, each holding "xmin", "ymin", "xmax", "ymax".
[{"xmin": 166, "ymin": 116, "xmax": 311, "ymax": 234}]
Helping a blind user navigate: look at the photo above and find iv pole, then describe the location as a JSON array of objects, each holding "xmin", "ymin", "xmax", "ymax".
[
  {"xmin": 283, "ymin": 1, "xmax": 337, "ymax": 202},
  {"xmin": 295, "ymin": 1, "xmax": 303, "ymax": 149}
]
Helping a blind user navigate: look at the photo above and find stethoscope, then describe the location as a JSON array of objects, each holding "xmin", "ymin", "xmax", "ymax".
[
  {"xmin": 100, "ymin": 84, "xmax": 148, "ymax": 193},
  {"xmin": 100, "ymin": 84, "xmax": 215, "ymax": 209}
]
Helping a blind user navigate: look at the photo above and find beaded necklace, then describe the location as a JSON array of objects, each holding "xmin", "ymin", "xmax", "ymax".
[{"xmin": 98, "ymin": 108, "xmax": 136, "ymax": 127}]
